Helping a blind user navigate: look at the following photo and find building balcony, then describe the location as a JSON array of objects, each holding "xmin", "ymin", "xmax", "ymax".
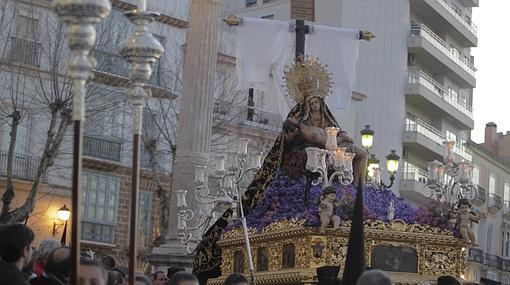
[
  {"xmin": 504, "ymin": 200, "xmax": 510, "ymax": 220},
  {"xmin": 399, "ymin": 161, "xmax": 432, "ymax": 207},
  {"xmin": 0, "ymin": 150, "xmax": 47, "ymax": 181},
  {"xmin": 403, "ymin": 118, "xmax": 472, "ymax": 162},
  {"xmin": 213, "ymin": 100, "xmax": 282, "ymax": 134},
  {"xmin": 410, "ymin": 0, "xmax": 477, "ymax": 46},
  {"xmin": 6, "ymin": 37, "xmax": 41, "ymax": 67},
  {"xmin": 472, "ymin": 185, "xmax": 486, "ymax": 206},
  {"xmin": 488, "ymin": 193, "xmax": 502, "ymax": 213},
  {"xmin": 83, "ymin": 136, "xmax": 122, "ymax": 162},
  {"xmin": 458, "ymin": 0, "xmax": 478, "ymax": 7},
  {"xmin": 408, "ymin": 23, "xmax": 476, "ymax": 88},
  {"xmin": 406, "ymin": 70, "xmax": 474, "ymax": 129},
  {"xmin": 468, "ymin": 248, "xmax": 484, "ymax": 264}
]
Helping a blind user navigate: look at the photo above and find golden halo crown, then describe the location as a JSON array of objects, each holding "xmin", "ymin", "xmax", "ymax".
[{"xmin": 284, "ymin": 56, "xmax": 333, "ymax": 103}]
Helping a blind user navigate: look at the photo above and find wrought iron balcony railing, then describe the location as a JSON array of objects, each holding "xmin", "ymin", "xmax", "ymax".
[
  {"xmin": 83, "ymin": 136, "xmax": 122, "ymax": 162},
  {"xmin": 468, "ymin": 248, "xmax": 483, "ymax": 264},
  {"xmin": 0, "ymin": 150, "xmax": 47, "ymax": 181},
  {"xmin": 488, "ymin": 193, "xmax": 502, "ymax": 212},
  {"xmin": 6, "ymin": 37, "xmax": 41, "ymax": 66}
]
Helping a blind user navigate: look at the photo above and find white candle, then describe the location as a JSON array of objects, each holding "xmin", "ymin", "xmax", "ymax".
[
  {"xmin": 138, "ymin": 0, "xmax": 146, "ymax": 12},
  {"xmin": 194, "ymin": 165, "xmax": 206, "ymax": 184},
  {"xmin": 176, "ymin": 190, "xmax": 188, "ymax": 208},
  {"xmin": 238, "ymin": 138, "xmax": 250, "ymax": 155},
  {"xmin": 225, "ymin": 176, "xmax": 234, "ymax": 189},
  {"xmin": 254, "ymin": 152, "xmax": 263, "ymax": 168},
  {"xmin": 334, "ymin": 147, "xmax": 345, "ymax": 168}
]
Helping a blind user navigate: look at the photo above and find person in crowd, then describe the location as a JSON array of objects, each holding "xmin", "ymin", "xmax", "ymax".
[
  {"xmin": 30, "ymin": 247, "xmax": 71, "ymax": 285},
  {"xmin": 168, "ymin": 272, "xmax": 199, "ymax": 285},
  {"xmin": 102, "ymin": 255, "xmax": 117, "ymax": 269},
  {"xmin": 33, "ymin": 238, "xmax": 61, "ymax": 277},
  {"xmin": 152, "ymin": 271, "xmax": 168, "ymax": 285},
  {"xmin": 135, "ymin": 275, "xmax": 153, "ymax": 285},
  {"xmin": 437, "ymin": 275, "xmax": 461, "ymax": 285},
  {"xmin": 80, "ymin": 258, "xmax": 108, "ymax": 285},
  {"xmin": 0, "ymin": 223, "xmax": 35, "ymax": 285},
  {"xmin": 222, "ymin": 273, "xmax": 249, "ymax": 285},
  {"xmin": 356, "ymin": 270, "xmax": 392, "ymax": 285},
  {"xmin": 108, "ymin": 268, "xmax": 126, "ymax": 285}
]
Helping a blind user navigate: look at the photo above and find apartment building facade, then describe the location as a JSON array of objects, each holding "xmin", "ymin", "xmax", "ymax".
[
  {"xmin": 0, "ymin": 0, "xmax": 185, "ymax": 262},
  {"xmin": 222, "ymin": 0, "xmax": 477, "ymax": 195},
  {"xmin": 465, "ymin": 124, "xmax": 510, "ymax": 283}
]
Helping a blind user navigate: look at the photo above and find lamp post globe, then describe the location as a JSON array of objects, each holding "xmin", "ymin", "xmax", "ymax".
[
  {"xmin": 57, "ymin": 205, "xmax": 71, "ymax": 221},
  {"xmin": 360, "ymin": 125, "xmax": 374, "ymax": 151},
  {"xmin": 386, "ymin": 150, "xmax": 400, "ymax": 175}
]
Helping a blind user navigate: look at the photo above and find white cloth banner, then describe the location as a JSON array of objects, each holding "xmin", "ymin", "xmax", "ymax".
[
  {"xmin": 306, "ymin": 25, "xmax": 360, "ymax": 111},
  {"xmin": 235, "ymin": 17, "xmax": 291, "ymax": 91}
]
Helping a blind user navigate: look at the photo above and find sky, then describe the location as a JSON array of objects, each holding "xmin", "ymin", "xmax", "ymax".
[{"xmin": 471, "ymin": 1, "xmax": 510, "ymax": 143}]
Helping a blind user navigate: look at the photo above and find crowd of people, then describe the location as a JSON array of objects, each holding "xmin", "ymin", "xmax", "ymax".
[{"xmin": 0, "ymin": 223, "xmax": 500, "ymax": 285}]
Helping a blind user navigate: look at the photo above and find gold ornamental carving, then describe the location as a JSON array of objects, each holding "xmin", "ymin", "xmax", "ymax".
[{"xmin": 209, "ymin": 219, "xmax": 466, "ymax": 285}]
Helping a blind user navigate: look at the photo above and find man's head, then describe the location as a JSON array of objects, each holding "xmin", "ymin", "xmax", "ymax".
[
  {"xmin": 356, "ymin": 270, "xmax": 392, "ymax": 285},
  {"xmin": 37, "ymin": 238, "xmax": 61, "ymax": 264},
  {"xmin": 102, "ymin": 255, "xmax": 117, "ymax": 269},
  {"xmin": 223, "ymin": 273, "xmax": 249, "ymax": 285},
  {"xmin": 80, "ymin": 258, "xmax": 108, "ymax": 285},
  {"xmin": 135, "ymin": 275, "xmax": 153, "ymax": 285},
  {"xmin": 0, "ymin": 223, "xmax": 35, "ymax": 268},
  {"xmin": 152, "ymin": 271, "xmax": 168, "ymax": 285},
  {"xmin": 437, "ymin": 275, "xmax": 460, "ymax": 285},
  {"xmin": 45, "ymin": 247, "xmax": 71, "ymax": 284},
  {"xmin": 168, "ymin": 272, "xmax": 198, "ymax": 285}
]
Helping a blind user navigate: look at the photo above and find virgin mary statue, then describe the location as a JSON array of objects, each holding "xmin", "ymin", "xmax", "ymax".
[{"xmin": 193, "ymin": 58, "xmax": 368, "ymax": 282}]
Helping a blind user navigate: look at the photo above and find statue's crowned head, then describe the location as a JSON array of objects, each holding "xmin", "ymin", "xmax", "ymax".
[{"xmin": 285, "ymin": 57, "xmax": 333, "ymax": 104}]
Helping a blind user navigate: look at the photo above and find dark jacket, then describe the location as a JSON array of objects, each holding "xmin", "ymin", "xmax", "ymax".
[
  {"xmin": 0, "ymin": 260, "xmax": 29, "ymax": 285},
  {"xmin": 30, "ymin": 276, "xmax": 62, "ymax": 285}
]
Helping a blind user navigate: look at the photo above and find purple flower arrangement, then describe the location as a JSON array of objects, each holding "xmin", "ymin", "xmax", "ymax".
[{"xmin": 241, "ymin": 174, "xmax": 453, "ymax": 232}]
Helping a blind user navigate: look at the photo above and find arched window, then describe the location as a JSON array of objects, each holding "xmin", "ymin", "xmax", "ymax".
[
  {"xmin": 487, "ymin": 223, "xmax": 493, "ymax": 253},
  {"xmin": 256, "ymin": 247, "xmax": 269, "ymax": 272},
  {"xmin": 233, "ymin": 250, "xmax": 244, "ymax": 273},
  {"xmin": 282, "ymin": 243, "xmax": 296, "ymax": 268}
]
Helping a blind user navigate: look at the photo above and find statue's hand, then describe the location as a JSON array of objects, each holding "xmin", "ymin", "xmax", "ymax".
[{"xmin": 338, "ymin": 132, "xmax": 353, "ymax": 143}]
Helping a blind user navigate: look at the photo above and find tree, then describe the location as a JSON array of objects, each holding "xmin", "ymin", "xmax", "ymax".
[{"xmin": 0, "ymin": 3, "xmax": 129, "ymax": 224}]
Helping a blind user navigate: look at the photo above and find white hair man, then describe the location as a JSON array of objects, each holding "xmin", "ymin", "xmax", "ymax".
[{"xmin": 356, "ymin": 270, "xmax": 393, "ymax": 285}]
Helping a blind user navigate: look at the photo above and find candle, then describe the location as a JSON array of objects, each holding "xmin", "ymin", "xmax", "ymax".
[
  {"xmin": 176, "ymin": 190, "xmax": 187, "ymax": 208},
  {"xmin": 138, "ymin": 0, "xmax": 146, "ymax": 12},
  {"xmin": 334, "ymin": 148, "xmax": 345, "ymax": 168},
  {"xmin": 325, "ymin": 127, "xmax": 339, "ymax": 151},
  {"xmin": 343, "ymin": 152, "xmax": 355, "ymax": 172},
  {"xmin": 253, "ymin": 152, "xmax": 263, "ymax": 168},
  {"xmin": 225, "ymin": 176, "xmax": 234, "ymax": 189},
  {"xmin": 373, "ymin": 168, "xmax": 382, "ymax": 185}
]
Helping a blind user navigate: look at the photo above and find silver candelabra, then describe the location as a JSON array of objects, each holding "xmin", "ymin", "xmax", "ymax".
[
  {"xmin": 119, "ymin": 7, "xmax": 164, "ymax": 285},
  {"xmin": 305, "ymin": 127, "xmax": 355, "ymax": 187},
  {"xmin": 425, "ymin": 141, "xmax": 477, "ymax": 207},
  {"xmin": 176, "ymin": 138, "xmax": 262, "ymax": 284},
  {"xmin": 52, "ymin": 0, "xmax": 111, "ymax": 283}
]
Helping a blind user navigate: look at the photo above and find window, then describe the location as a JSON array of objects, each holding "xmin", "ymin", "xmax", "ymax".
[
  {"xmin": 138, "ymin": 190, "xmax": 153, "ymax": 249},
  {"xmin": 9, "ymin": 7, "xmax": 40, "ymax": 66},
  {"xmin": 505, "ymin": 183, "xmax": 510, "ymax": 203},
  {"xmin": 487, "ymin": 223, "xmax": 493, "ymax": 253},
  {"xmin": 86, "ymin": 107, "xmax": 123, "ymax": 139},
  {"xmin": 502, "ymin": 232, "xmax": 510, "ymax": 258},
  {"xmin": 246, "ymin": 0, "xmax": 257, "ymax": 6},
  {"xmin": 477, "ymin": 219, "xmax": 485, "ymax": 250},
  {"xmin": 81, "ymin": 172, "xmax": 120, "ymax": 244},
  {"xmin": 472, "ymin": 165, "xmax": 480, "ymax": 185},
  {"xmin": 489, "ymin": 174, "xmax": 496, "ymax": 195},
  {"xmin": 446, "ymin": 129, "xmax": 457, "ymax": 143}
]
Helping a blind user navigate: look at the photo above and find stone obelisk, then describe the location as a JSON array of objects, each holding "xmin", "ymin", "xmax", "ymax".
[{"xmin": 150, "ymin": 0, "xmax": 221, "ymax": 269}]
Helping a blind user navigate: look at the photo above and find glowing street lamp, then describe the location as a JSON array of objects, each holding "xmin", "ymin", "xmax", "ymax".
[{"xmin": 360, "ymin": 125, "xmax": 374, "ymax": 151}]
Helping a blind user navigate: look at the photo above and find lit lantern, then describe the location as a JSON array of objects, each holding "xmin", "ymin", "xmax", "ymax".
[
  {"xmin": 360, "ymin": 125, "xmax": 374, "ymax": 151},
  {"xmin": 385, "ymin": 150, "xmax": 400, "ymax": 175}
]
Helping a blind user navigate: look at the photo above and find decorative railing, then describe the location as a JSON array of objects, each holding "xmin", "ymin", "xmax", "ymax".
[
  {"xmin": 81, "ymin": 221, "xmax": 115, "ymax": 244},
  {"xmin": 488, "ymin": 193, "xmax": 502, "ymax": 211},
  {"xmin": 407, "ymin": 70, "xmax": 473, "ymax": 117},
  {"xmin": 0, "ymin": 150, "xmax": 47, "ymax": 181},
  {"xmin": 469, "ymin": 248, "xmax": 510, "ymax": 272},
  {"xmin": 435, "ymin": 0, "xmax": 478, "ymax": 36},
  {"xmin": 83, "ymin": 136, "xmax": 122, "ymax": 162},
  {"xmin": 6, "ymin": 37, "xmax": 41, "ymax": 66},
  {"xmin": 409, "ymin": 23, "xmax": 476, "ymax": 77},
  {"xmin": 474, "ymin": 185, "xmax": 486, "ymax": 202}
]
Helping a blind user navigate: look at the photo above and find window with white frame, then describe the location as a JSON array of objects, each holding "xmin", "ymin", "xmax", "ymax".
[
  {"xmin": 477, "ymin": 219, "xmax": 485, "ymax": 250},
  {"xmin": 446, "ymin": 129, "xmax": 457, "ymax": 143},
  {"xmin": 10, "ymin": 6, "xmax": 40, "ymax": 66},
  {"xmin": 505, "ymin": 183, "xmax": 510, "ymax": 204},
  {"xmin": 80, "ymin": 172, "xmax": 120, "ymax": 244},
  {"xmin": 138, "ymin": 190, "xmax": 153, "ymax": 249},
  {"xmin": 85, "ymin": 107, "xmax": 123, "ymax": 140},
  {"xmin": 489, "ymin": 174, "xmax": 496, "ymax": 195}
]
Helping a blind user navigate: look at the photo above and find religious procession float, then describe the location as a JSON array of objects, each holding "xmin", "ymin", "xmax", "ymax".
[{"xmin": 176, "ymin": 17, "xmax": 482, "ymax": 285}]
